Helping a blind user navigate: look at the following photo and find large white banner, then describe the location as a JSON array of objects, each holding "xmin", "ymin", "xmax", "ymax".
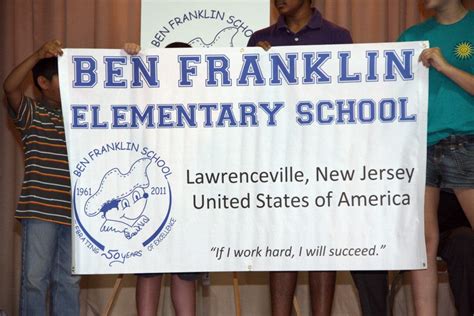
[
  {"xmin": 140, "ymin": 0, "xmax": 270, "ymax": 48},
  {"xmin": 59, "ymin": 42, "xmax": 429, "ymax": 274}
]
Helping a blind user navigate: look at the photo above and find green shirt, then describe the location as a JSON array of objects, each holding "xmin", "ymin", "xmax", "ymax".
[{"xmin": 399, "ymin": 11, "xmax": 474, "ymax": 146}]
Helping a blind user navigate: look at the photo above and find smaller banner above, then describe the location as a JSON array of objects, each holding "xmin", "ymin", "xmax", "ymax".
[{"xmin": 140, "ymin": 0, "xmax": 270, "ymax": 48}]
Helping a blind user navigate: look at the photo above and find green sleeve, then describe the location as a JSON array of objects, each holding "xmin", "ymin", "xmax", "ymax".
[{"xmin": 397, "ymin": 31, "xmax": 409, "ymax": 42}]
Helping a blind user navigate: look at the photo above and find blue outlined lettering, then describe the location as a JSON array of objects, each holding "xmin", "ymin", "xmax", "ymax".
[
  {"xmin": 316, "ymin": 101, "xmax": 334, "ymax": 125},
  {"xmin": 216, "ymin": 104, "xmax": 238, "ymax": 127},
  {"xmin": 130, "ymin": 104, "xmax": 155, "ymax": 128},
  {"xmin": 176, "ymin": 104, "xmax": 197, "ymax": 128},
  {"xmin": 295, "ymin": 98, "xmax": 417, "ymax": 125},
  {"xmin": 206, "ymin": 55, "xmax": 232, "ymax": 86},
  {"xmin": 158, "ymin": 105, "xmax": 175, "ymax": 128},
  {"xmin": 338, "ymin": 52, "xmax": 361, "ymax": 83},
  {"xmin": 131, "ymin": 56, "xmax": 160, "ymax": 88},
  {"xmin": 198, "ymin": 103, "xmax": 219, "ymax": 127},
  {"xmin": 179, "ymin": 55, "xmax": 201, "ymax": 87},
  {"xmin": 104, "ymin": 56, "xmax": 127, "ymax": 88},
  {"xmin": 379, "ymin": 99, "xmax": 397, "ymax": 122},
  {"xmin": 90, "ymin": 105, "xmax": 109, "ymax": 128},
  {"xmin": 302, "ymin": 52, "xmax": 332, "ymax": 84},
  {"xmin": 73, "ymin": 56, "xmax": 97, "ymax": 88},
  {"xmin": 239, "ymin": 103, "xmax": 258, "ymax": 126},
  {"xmin": 366, "ymin": 51, "xmax": 379, "ymax": 82},
  {"xmin": 336, "ymin": 99, "xmax": 357, "ymax": 124},
  {"xmin": 384, "ymin": 50, "xmax": 414, "ymax": 81},
  {"xmin": 237, "ymin": 54, "xmax": 265, "ymax": 86},
  {"xmin": 112, "ymin": 105, "xmax": 130, "ymax": 128},
  {"xmin": 70, "ymin": 48, "xmax": 418, "ymax": 89},
  {"xmin": 259, "ymin": 102, "xmax": 284, "ymax": 126},
  {"xmin": 296, "ymin": 101, "xmax": 313, "ymax": 125},
  {"xmin": 269, "ymin": 53, "xmax": 298, "ymax": 85},
  {"xmin": 358, "ymin": 99, "xmax": 376, "ymax": 123},
  {"xmin": 398, "ymin": 97, "xmax": 416, "ymax": 121},
  {"xmin": 71, "ymin": 104, "xmax": 89, "ymax": 128}
]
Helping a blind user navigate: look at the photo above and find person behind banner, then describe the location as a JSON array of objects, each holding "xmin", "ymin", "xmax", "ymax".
[
  {"xmin": 247, "ymin": 1, "xmax": 352, "ymax": 315},
  {"xmin": 436, "ymin": 191, "xmax": 474, "ymax": 316},
  {"xmin": 350, "ymin": 191, "xmax": 473, "ymax": 316},
  {"xmin": 3, "ymin": 40, "xmax": 81, "ymax": 315},
  {"xmin": 398, "ymin": 0, "xmax": 474, "ymax": 314},
  {"xmin": 124, "ymin": 41, "xmax": 202, "ymax": 316}
]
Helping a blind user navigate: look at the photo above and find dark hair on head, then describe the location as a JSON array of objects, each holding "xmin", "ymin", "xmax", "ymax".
[
  {"xmin": 165, "ymin": 42, "xmax": 192, "ymax": 48},
  {"xmin": 32, "ymin": 57, "xmax": 58, "ymax": 91}
]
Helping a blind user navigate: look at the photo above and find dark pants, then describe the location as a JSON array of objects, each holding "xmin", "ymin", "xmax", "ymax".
[
  {"xmin": 351, "ymin": 270, "xmax": 388, "ymax": 316},
  {"xmin": 438, "ymin": 227, "xmax": 474, "ymax": 316},
  {"xmin": 352, "ymin": 226, "xmax": 474, "ymax": 316}
]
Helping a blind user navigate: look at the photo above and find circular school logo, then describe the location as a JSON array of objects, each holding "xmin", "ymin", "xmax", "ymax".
[{"xmin": 72, "ymin": 142, "xmax": 174, "ymax": 266}]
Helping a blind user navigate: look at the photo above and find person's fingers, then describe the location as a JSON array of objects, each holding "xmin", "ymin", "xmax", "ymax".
[
  {"xmin": 420, "ymin": 49, "xmax": 432, "ymax": 66},
  {"xmin": 256, "ymin": 41, "xmax": 272, "ymax": 51},
  {"xmin": 133, "ymin": 45, "xmax": 141, "ymax": 54},
  {"xmin": 53, "ymin": 46, "xmax": 63, "ymax": 56},
  {"xmin": 41, "ymin": 40, "xmax": 63, "ymax": 57},
  {"xmin": 262, "ymin": 41, "xmax": 271, "ymax": 51},
  {"xmin": 55, "ymin": 40, "xmax": 64, "ymax": 56},
  {"xmin": 123, "ymin": 43, "xmax": 141, "ymax": 55}
]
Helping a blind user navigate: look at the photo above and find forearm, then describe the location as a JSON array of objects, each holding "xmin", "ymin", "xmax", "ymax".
[
  {"xmin": 441, "ymin": 64, "xmax": 474, "ymax": 96},
  {"xmin": 3, "ymin": 40, "xmax": 63, "ymax": 110},
  {"xmin": 3, "ymin": 50, "xmax": 41, "ymax": 95},
  {"xmin": 3, "ymin": 50, "xmax": 41, "ymax": 109}
]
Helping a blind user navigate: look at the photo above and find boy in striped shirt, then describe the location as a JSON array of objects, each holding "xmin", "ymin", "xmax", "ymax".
[{"xmin": 3, "ymin": 40, "xmax": 80, "ymax": 316}]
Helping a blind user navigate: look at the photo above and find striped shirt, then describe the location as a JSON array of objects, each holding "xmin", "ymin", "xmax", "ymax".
[{"xmin": 9, "ymin": 96, "xmax": 71, "ymax": 225}]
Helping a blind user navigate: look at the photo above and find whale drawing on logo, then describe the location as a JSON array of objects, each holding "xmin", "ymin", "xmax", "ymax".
[
  {"xmin": 188, "ymin": 26, "xmax": 239, "ymax": 47},
  {"xmin": 84, "ymin": 158, "xmax": 152, "ymax": 240}
]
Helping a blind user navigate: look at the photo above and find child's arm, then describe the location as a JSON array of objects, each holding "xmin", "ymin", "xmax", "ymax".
[
  {"xmin": 3, "ymin": 40, "xmax": 63, "ymax": 112},
  {"xmin": 420, "ymin": 47, "xmax": 474, "ymax": 96}
]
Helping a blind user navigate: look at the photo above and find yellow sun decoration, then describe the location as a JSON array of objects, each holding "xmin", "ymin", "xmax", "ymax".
[{"xmin": 454, "ymin": 41, "xmax": 473, "ymax": 60}]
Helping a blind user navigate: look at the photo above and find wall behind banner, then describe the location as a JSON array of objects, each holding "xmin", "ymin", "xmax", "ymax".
[{"xmin": 1, "ymin": 0, "xmax": 473, "ymax": 315}]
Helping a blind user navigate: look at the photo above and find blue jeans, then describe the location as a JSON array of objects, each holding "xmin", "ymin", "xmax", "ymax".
[{"xmin": 20, "ymin": 219, "xmax": 80, "ymax": 316}]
